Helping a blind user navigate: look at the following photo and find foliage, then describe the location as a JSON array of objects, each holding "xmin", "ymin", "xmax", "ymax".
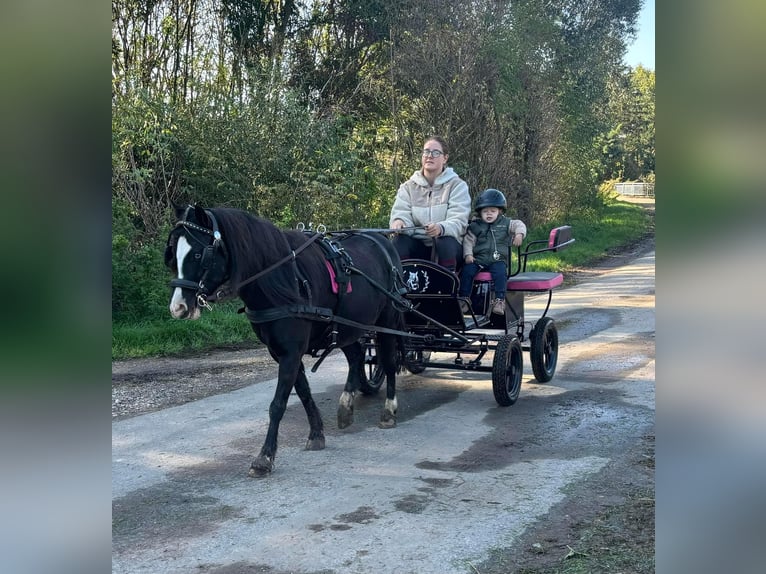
[
  {"xmin": 112, "ymin": 301, "xmax": 259, "ymax": 359},
  {"xmin": 112, "ymin": 197, "xmax": 171, "ymax": 323},
  {"xmin": 599, "ymin": 65, "xmax": 655, "ymax": 181},
  {"xmin": 113, "ymin": 197, "xmax": 651, "ymax": 358},
  {"xmin": 112, "ymin": 0, "xmax": 653, "ymax": 336}
]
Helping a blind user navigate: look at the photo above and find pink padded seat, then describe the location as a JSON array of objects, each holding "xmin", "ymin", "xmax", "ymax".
[
  {"xmin": 506, "ymin": 272, "xmax": 563, "ymax": 292},
  {"xmin": 473, "ymin": 271, "xmax": 563, "ymax": 292}
]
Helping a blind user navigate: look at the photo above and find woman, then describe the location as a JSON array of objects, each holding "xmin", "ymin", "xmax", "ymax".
[{"xmin": 389, "ymin": 135, "xmax": 471, "ymax": 271}]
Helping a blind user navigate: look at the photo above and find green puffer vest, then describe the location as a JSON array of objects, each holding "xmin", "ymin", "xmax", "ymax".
[{"xmin": 468, "ymin": 215, "xmax": 512, "ymax": 266}]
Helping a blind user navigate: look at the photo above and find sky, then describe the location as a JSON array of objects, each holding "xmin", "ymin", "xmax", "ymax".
[{"xmin": 623, "ymin": 0, "xmax": 655, "ymax": 70}]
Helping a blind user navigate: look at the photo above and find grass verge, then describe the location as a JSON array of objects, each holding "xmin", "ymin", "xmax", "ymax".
[
  {"xmin": 113, "ymin": 301, "xmax": 258, "ymax": 360},
  {"xmin": 113, "ymin": 197, "xmax": 652, "ymax": 360}
]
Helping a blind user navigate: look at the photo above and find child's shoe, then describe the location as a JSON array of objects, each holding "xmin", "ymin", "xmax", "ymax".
[{"xmin": 459, "ymin": 298, "xmax": 471, "ymax": 314}]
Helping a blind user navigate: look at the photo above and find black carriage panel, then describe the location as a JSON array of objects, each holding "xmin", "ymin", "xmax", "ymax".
[
  {"xmin": 402, "ymin": 259, "xmax": 458, "ymax": 295},
  {"xmin": 401, "ymin": 259, "xmax": 465, "ymax": 331}
]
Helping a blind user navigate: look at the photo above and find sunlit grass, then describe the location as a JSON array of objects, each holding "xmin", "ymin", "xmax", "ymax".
[
  {"xmin": 526, "ymin": 199, "xmax": 650, "ymax": 273},
  {"xmin": 112, "ymin": 301, "xmax": 258, "ymax": 360},
  {"xmin": 113, "ymin": 198, "xmax": 652, "ymax": 360}
]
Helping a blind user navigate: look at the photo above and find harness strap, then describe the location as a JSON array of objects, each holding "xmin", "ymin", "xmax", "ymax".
[
  {"xmin": 343, "ymin": 232, "xmax": 409, "ymax": 299},
  {"xmin": 207, "ymin": 231, "xmax": 323, "ymax": 302},
  {"xmin": 314, "ymin": 236, "xmax": 353, "ymax": 307},
  {"xmin": 171, "ymin": 209, "xmax": 227, "ymax": 299},
  {"xmin": 243, "ymin": 304, "xmax": 446, "ymax": 341},
  {"xmin": 169, "ymin": 278, "xmax": 201, "ymax": 290},
  {"xmin": 245, "ymin": 305, "xmax": 334, "ymax": 324}
]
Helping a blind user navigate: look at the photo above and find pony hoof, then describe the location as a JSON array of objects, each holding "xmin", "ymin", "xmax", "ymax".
[
  {"xmin": 305, "ymin": 436, "xmax": 326, "ymax": 451},
  {"xmin": 337, "ymin": 405, "xmax": 354, "ymax": 429},
  {"xmin": 378, "ymin": 416, "xmax": 397, "ymax": 429},
  {"xmin": 248, "ymin": 456, "xmax": 273, "ymax": 477}
]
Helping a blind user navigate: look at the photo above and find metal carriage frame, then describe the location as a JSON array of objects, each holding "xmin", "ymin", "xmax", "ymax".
[{"xmin": 362, "ymin": 225, "xmax": 575, "ymax": 406}]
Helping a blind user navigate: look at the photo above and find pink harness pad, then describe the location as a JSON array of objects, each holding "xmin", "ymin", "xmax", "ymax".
[{"xmin": 325, "ymin": 261, "xmax": 352, "ymax": 294}]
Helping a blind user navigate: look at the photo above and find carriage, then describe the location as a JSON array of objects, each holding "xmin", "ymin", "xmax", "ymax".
[
  {"xmin": 359, "ymin": 225, "xmax": 575, "ymax": 407},
  {"xmin": 166, "ymin": 204, "xmax": 574, "ymax": 476}
]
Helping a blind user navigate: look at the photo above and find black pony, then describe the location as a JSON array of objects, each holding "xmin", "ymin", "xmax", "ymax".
[{"xmin": 165, "ymin": 204, "xmax": 406, "ymax": 477}]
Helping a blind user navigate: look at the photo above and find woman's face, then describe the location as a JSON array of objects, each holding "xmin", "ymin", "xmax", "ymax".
[{"xmin": 421, "ymin": 139, "xmax": 447, "ymax": 173}]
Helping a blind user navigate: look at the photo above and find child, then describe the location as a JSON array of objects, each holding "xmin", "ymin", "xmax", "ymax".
[{"xmin": 458, "ymin": 188, "xmax": 526, "ymax": 315}]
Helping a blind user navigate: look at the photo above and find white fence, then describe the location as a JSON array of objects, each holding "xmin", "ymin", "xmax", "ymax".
[{"xmin": 615, "ymin": 182, "xmax": 654, "ymax": 197}]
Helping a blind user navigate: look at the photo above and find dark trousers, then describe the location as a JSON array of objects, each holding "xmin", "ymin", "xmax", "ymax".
[
  {"xmin": 459, "ymin": 260, "xmax": 507, "ymax": 299},
  {"xmin": 392, "ymin": 234, "xmax": 462, "ymax": 272}
]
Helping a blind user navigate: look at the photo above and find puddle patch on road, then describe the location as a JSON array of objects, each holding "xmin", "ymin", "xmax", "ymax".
[
  {"xmin": 336, "ymin": 505, "xmax": 379, "ymax": 524},
  {"xmin": 113, "ymin": 485, "xmax": 243, "ymax": 554},
  {"xmin": 554, "ymin": 308, "xmax": 621, "ymax": 344},
  {"xmin": 559, "ymin": 331, "xmax": 654, "ymax": 383},
  {"xmin": 415, "ymin": 389, "xmax": 652, "ymax": 473},
  {"xmin": 393, "ymin": 493, "xmax": 431, "ymax": 514},
  {"xmin": 196, "ymin": 560, "xmax": 335, "ymax": 574},
  {"xmin": 307, "ymin": 505, "xmax": 380, "ymax": 533}
]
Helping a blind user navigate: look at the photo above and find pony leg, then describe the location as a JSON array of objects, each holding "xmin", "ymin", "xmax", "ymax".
[
  {"xmin": 377, "ymin": 334, "xmax": 398, "ymax": 429},
  {"xmin": 294, "ymin": 362, "xmax": 326, "ymax": 451},
  {"xmin": 337, "ymin": 342, "xmax": 365, "ymax": 429},
  {"xmin": 249, "ymin": 353, "xmax": 300, "ymax": 477}
]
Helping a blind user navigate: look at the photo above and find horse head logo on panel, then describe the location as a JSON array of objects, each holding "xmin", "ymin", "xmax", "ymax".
[{"xmin": 405, "ymin": 269, "xmax": 430, "ymax": 293}]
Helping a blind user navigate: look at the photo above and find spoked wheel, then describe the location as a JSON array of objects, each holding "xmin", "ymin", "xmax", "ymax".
[
  {"xmin": 404, "ymin": 350, "xmax": 431, "ymax": 374},
  {"xmin": 360, "ymin": 363, "xmax": 385, "ymax": 395},
  {"xmin": 492, "ymin": 335, "xmax": 524, "ymax": 406},
  {"xmin": 530, "ymin": 316, "xmax": 559, "ymax": 383}
]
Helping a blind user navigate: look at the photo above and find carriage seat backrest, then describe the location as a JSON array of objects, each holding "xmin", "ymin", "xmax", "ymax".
[{"xmin": 547, "ymin": 225, "xmax": 574, "ymax": 251}]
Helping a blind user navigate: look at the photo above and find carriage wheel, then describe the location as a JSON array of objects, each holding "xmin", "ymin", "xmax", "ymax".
[
  {"xmin": 492, "ymin": 335, "xmax": 523, "ymax": 407},
  {"xmin": 404, "ymin": 350, "xmax": 431, "ymax": 374},
  {"xmin": 530, "ymin": 317, "xmax": 558, "ymax": 383},
  {"xmin": 360, "ymin": 365, "xmax": 385, "ymax": 395}
]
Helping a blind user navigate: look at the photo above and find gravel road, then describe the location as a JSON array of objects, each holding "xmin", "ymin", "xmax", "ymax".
[{"xmin": 112, "ymin": 201, "xmax": 654, "ymax": 422}]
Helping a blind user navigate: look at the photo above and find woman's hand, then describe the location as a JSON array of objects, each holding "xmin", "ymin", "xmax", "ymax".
[
  {"xmin": 424, "ymin": 222, "xmax": 442, "ymax": 237},
  {"xmin": 512, "ymin": 233, "xmax": 524, "ymax": 247},
  {"xmin": 465, "ymin": 255, "xmax": 475, "ymax": 264},
  {"xmin": 391, "ymin": 219, "xmax": 406, "ymax": 230}
]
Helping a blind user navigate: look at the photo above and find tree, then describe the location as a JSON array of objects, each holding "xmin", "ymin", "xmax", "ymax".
[
  {"xmin": 601, "ymin": 64, "xmax": 655, "ymax": 181},
  {"xmin": 112, "ymin": 0, "xmax": 648, "ymax": 320}
]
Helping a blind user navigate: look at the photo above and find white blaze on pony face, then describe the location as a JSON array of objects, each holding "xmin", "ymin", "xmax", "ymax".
[{"xmin": 169, "ymin": 236, "xmax": 201, "ymax": 319}]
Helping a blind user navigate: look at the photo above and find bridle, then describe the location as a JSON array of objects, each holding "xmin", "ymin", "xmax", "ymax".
[{"xmin": 169, "ymin": 210, "xmax": 228, "ymax": 310}]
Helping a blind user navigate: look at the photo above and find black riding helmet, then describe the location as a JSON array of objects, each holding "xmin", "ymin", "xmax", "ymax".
[{"xmin": 474, "ymin": 188, "xmax": 507, "ymax": 213}]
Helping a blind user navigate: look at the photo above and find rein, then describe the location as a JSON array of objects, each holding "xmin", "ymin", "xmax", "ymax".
[
  {"xmin": 244, "ymin": 231, "xmax": 471, "ymax": 350},
  {"xmin": 170, "ymin": 208, "xmax": 322, "ymax": 306},
  {"xmin": 170, "ymin": 210, "xmax": 470, "ymax": 360},
  {"xmin": 327, "ymin": 225, "xmax": 425, "ymax": 235},
  {"xmin": 207, "ymin": 231, "xmax": 323, "ymax": 303}
]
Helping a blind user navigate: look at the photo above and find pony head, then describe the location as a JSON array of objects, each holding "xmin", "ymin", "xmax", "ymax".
[{"xmin": 165, "ymin": 204, "xmax": 230, "ymax": 319}]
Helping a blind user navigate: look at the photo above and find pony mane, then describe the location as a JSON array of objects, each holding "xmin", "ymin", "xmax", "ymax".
[{"xmin": 210, "ymin": 208, "xmax": 304, "ymax": 306}]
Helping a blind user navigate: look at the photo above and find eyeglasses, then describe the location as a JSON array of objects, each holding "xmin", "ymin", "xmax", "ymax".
[{"xmin": 422, "ymin": 149, "xmax": 444, "ymax": 158}]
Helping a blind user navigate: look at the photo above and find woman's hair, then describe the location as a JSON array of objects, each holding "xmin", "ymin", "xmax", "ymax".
[{"xmin": 425, "ymin": 135, "xmax": 449, "ymax": 156}]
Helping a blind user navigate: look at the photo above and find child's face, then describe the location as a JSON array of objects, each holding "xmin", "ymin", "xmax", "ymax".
[{"xmin": 480, "ymin": 207, "xmax": 501, "ymax": 223}]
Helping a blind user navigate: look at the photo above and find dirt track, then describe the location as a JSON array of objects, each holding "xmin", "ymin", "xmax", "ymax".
[
  {"xmin": 113, "ymin": 198, "xmax": 655, "ymax": 573},
  {"xmin": 112, "ymin": 197, "xmax": 655, "ymax": 422}
]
